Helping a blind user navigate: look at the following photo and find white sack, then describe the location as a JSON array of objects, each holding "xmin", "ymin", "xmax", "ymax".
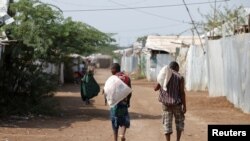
[
  {"xmin": 104, "ymin": 75, "xmax": 132, "ymax": 108},
  {"xmin": 157, "ymin": 65, "xmax": 173, "ymax": 91}
]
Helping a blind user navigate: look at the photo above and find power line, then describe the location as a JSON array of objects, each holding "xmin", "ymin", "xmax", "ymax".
[
  {"xmin": 182, "ymin": 0, "xmax": 206, "ymax": 54},
  {"xmin": 62, "ymin": 0, "xmax": 229, "ymax": 12},
  {"xmin": 177, "ymin": 28, "xmax": 193, "ymax": 36},
  {"xmin": 36, "ymin": 1, "xmax": 63, "ymax": 13},
  {"xmin": 108, "ymin": 0, "xmax": 191, "ymax": 24}
]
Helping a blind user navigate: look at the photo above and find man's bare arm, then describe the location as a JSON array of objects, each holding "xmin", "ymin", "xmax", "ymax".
[{"xmin": 180, "ymin": 77, "xmax": 186, "ymax": 113}]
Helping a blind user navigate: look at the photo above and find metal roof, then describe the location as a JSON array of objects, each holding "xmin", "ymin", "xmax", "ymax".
[{"xmin": 145, "ymin": 35, "xmax": 203, "ymax": 53}]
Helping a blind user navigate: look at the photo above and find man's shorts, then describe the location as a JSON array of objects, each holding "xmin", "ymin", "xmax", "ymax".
[
  {"xmin": 110, "ymin": 103, "xmax": 130, "ymax": 131},
  {"xmin": 162, "ymin": 104, "xmax": 185, "ymax": 134},
  {"xmin": 111, "ymin": 115, "xmax": 130, "ymax": 131}
]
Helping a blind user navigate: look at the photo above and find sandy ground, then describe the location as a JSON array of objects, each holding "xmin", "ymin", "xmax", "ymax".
[{"xmin": 1, "ymin": 68, "xmax": 250, "ymax": 141}]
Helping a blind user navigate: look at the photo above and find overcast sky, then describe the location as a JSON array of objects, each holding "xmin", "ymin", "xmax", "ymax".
[{"xmin": 40, "ymin": 0, "xmax": 250, "ymax": 47}]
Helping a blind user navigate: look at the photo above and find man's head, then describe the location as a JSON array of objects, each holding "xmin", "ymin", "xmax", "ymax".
[
  {"xmin": 169, "ymin": 61, "xmax": 179, "ymax": 72},
  {"xmin": 111, "ymin": 63, "xmax": 121, "ymax": 75}
]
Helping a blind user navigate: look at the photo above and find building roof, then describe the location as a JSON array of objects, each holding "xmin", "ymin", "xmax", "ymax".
[
  {"xmin": 113, "ymin": 48, "xmax": 133, "ymax": 56},
  {"xmin": 69, "ymin": 53, "xmax": 86, "ymax": 60},
  {"xmin": 145, "ymin": 35, "xmax": 203, "ymax": 53}
]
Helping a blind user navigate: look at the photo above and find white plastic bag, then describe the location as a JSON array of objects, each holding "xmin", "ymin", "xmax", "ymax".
[
  {"xmin": 157, "ymin": 65, "xmax": 173, "ymax": 91},
  {"xmin": 104, "ymin": 75, "xmax": 132, "ymax": 107}
]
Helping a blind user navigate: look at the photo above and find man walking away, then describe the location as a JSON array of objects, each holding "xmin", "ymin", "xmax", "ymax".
[
  {"xmin": 154, "ymin": 61, "xmax": 186, "ymax": 141},
  {"xmin": 109, "ymin": 63, "xmax": 132, "ymax": 141}
]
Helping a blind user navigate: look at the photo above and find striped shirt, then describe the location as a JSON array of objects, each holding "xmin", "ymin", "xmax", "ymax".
[{"xmin": 159, "ymin": 71, "xmax": 182, "ymax": 105}]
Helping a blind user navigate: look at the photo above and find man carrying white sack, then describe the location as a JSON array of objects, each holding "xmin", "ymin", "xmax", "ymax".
[
  {"xmin": 154, "ymin": 61, "xmax": 186, "ymax": 141},
  {"xmin": 104, "ymin": 63, "xmax": 132, "ymax": 141}
]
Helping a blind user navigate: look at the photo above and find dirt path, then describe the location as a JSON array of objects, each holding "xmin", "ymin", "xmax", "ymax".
[{"xmin": 1, "ymin": 69, "xmax": 250, "ymax": 141}]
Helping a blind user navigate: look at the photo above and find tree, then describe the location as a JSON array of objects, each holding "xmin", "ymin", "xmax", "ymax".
[
  {"xmin": 0, "ymin": 0, "xmax": 114, "ymax": 116},
  {"xmin": 53, "ymin": 18, "xmax": 114, "ymax": 61},
  {"xmin": 136, "ymin": 35, "xmax": 147, "ymax": 47},
  {"xmin": 199, "ymin": 5, "xmax": 247, "ymax": 38}
]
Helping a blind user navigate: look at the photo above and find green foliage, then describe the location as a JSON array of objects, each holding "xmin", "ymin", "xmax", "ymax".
[
  {"xmin": 0, "ymin": 0, "xmax": 114, "ymax": 116},
  {"xmin": 136, "ymin": 36, "xmax": 147, "ymax": 47},
  {"xmin": 8, "ymin": 0, "xmax": 63, "ymax": 58},
  {"xmin": 7, "ymin": 0, "xmax": 114, "ymax": 63},
  {"xmin": 199, "ymin": 5, "xmax": 247, "ymax": 35},
  {"xmin": 53, "ymin": 18, "xmax": 114, "ymax": 58},
  {"xmin": 0, "ymin": 44, "xmax": 58, "ymax": 116}
]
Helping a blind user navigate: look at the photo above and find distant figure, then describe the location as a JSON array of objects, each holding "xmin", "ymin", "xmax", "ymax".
[
  {"xmin": 154, "ymin": 61, "xmax": 186, "ymax": 141},
  {"xmin": 73, "ymin": 70, "xmax": 81, "ymax": 85},
  {"xmin": 86, "ymin": 59, "xmax": 96, "ymax": 74},
  {"xmin": 80, "ymin": 69, "xmax": 100, "ymax": 105},
  {"xmin": 89, "ymin": 63, "xmax": 96, "ymax": 74},
  {"xmin": 79, "ymin": 61, "xmax": 87, "ymax": 77},
  {"xmin": 72, "ymin": 63, "xmax": 77, "ymax": 84}
]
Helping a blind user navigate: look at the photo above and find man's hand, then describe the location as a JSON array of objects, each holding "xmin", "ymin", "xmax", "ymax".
[
  {"xmin": 182, "ymin": 105, "xmax": 186, "ymax": 114},
  {"xmin": 154, "ymin": 83, "xmax": 161, "ymax": 91}
]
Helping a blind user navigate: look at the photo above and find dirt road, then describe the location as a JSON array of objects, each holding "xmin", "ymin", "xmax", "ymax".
[{"xmin": 1, "ymin": 69, "xmax": 250, "ymax": 141}]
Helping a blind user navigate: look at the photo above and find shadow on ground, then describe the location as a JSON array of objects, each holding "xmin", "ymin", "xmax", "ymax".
[{"xmin": 0, "ymin": 95, "xmax": 161, "ymax": 130}]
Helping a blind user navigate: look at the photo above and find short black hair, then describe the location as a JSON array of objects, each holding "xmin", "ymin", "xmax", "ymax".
[
  {"xmin": 169, "ymin": 61, "xmax": 179, "ymax": 71},
  {"xmin": 111, "ymin": 63, "xmax": 121, "ymax": 72}
]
